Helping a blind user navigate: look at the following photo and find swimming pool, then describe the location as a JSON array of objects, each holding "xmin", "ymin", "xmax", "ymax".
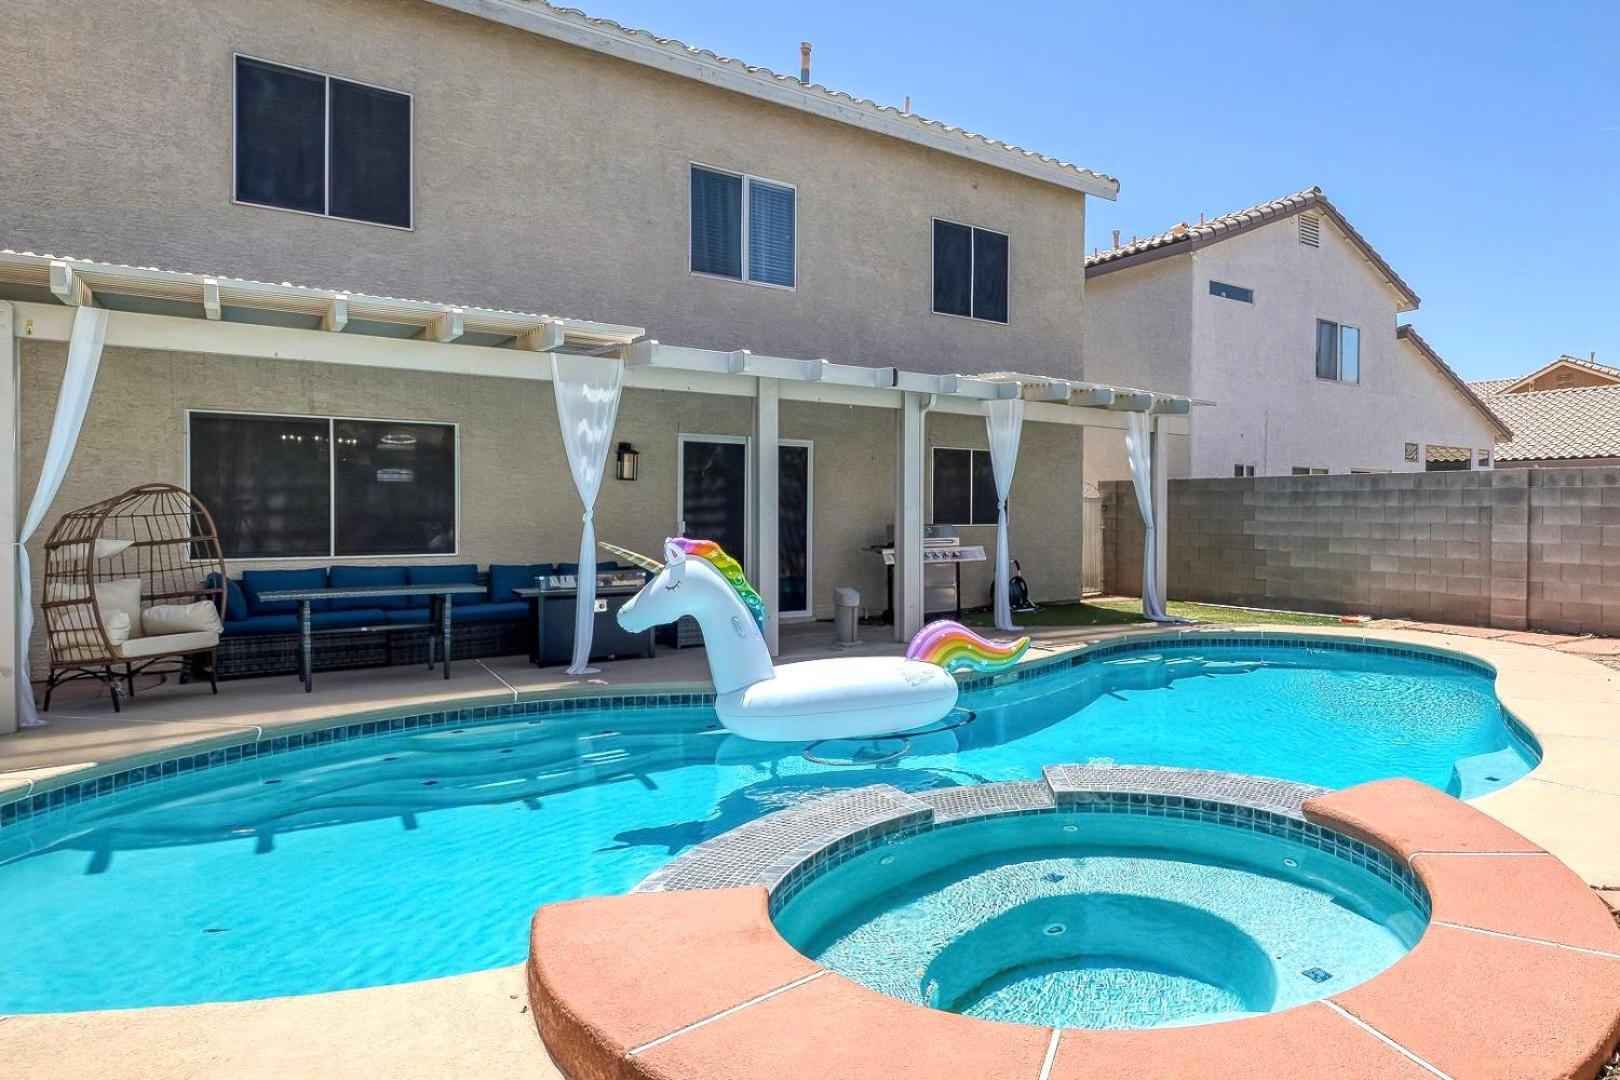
[
  {"xmin": 773, "ymin": 807, "xmax": 1427, "ymax": 1029},
  {"xmin": 0, "ymin": 637, "xmax": 1534, "ymax": 1013}
]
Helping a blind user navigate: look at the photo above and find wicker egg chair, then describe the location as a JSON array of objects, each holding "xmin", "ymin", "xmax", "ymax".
[{"xmin": 40, "ymin": 484, "xmax": 227, "ymax": 711}]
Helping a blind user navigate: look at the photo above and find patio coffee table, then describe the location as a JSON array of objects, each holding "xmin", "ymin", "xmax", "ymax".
[{"xmin": 254, "ymin": 582, "xmax": 488, "ymax": 692}]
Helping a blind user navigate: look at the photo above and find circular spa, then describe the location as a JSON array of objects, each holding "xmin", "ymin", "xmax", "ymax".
[{"xmin": 771, "ymin": 795, "xmax": 1429, "ymax": 1029}]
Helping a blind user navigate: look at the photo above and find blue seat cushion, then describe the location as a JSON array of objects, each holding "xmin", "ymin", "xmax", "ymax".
[
  {"xmin": 206, "ymin": 573, "xmax": 249, "ymax": 622},
  {"xmin": 404, "ymin": 563, "xmax": 479, "ymax": 609},
  {"xmin": 448, "ymin": 600, "xmax": 529, "ymax": 625},
  {"xmin": 328, "ymin": 565, "xmax": 409, "ymax": 610},
  {"xmin": 242, "ymin": 568, "xmax": 330, "ymax": 614},
  {"xmin": 311, "ymin": 609, "xmax": 389, "ymax": 631},
  {"xmin": 222, "ymin": 613, "xmax": 299, "ymax": 636},
  {"xmin": 555, "ymin": 561, "xmax": 620, "ymax": 576},
  {"xmin": 488, "ymin": 563, "xmax": 552, "ymax": 602}
]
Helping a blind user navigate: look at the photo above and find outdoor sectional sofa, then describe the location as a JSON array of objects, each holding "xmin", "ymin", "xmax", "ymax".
[{"xmin": 209, "ymin": 562, "xmax": 620, "ymax": 678}]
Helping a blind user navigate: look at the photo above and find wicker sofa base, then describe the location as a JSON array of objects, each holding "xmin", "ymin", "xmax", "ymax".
[{"xmin": 213, "ymin": 620, "xmax": 530, "ymax": 679}]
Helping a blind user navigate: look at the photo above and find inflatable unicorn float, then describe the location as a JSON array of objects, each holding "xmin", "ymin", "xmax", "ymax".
[{"xmin": 603, "ymin": 538, "xmax": 1030, "ymax": 743}]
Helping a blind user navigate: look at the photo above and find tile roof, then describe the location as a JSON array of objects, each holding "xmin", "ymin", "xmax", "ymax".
[
  {"xmin": 1395, "ymin": 325, "xmax": 1512, "ymax": 440},
  {"xmin": 1085, "ymin": 187, "xmax": 1421, "ymax": 311},
  {"xmin": 427, "ymin": 0, "xmax": 1118, "ymax": 198},
  {"xmin": 1502, "ymin": 354, "xmax": 1620, "ymax": 393},
  {"xmin": 1469, "ymin": 381, "xmax": 1620, "ymax": 462}
]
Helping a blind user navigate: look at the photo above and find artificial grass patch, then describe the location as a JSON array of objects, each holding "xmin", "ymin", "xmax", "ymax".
[{"xmin": 959, "ymin": 598, "xmax": 1342, "ymax": 629}]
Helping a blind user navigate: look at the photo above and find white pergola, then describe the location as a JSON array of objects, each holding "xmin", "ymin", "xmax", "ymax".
[{"xmin": 0, "ymin": 251, "xmax": 1189, "ymax": 732}]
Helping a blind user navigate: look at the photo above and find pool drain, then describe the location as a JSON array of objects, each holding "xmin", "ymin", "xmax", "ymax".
[
  {"xmin": 1044, "ymin": 923, "xmax": 1066, "ymax": 936},
  {"xmin": 1301, "ymin": 967, "xmax": 1333, "ymax": 983}
]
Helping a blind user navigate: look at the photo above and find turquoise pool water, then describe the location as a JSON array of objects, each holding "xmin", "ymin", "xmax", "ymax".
[
  {"xmin": 773, "ymin": 811, "xmax": 1427, "ymax": 1028},
  {"xmin": 0, "ymin": 641, "xmax": 1532, "ymax": 1013}
]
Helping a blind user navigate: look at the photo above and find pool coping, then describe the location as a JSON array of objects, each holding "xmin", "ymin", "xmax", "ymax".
[
  {"xmin": 526, "ymin": 770, "xmax": 1620, "ymax": 1080},
  {"xmin": 4, "ymin": 624, "xmax": 1619, "ymax": 884}
]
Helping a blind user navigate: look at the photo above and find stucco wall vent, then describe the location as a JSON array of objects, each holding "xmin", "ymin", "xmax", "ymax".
[{"xmin": 1298, "ymin": 214, "xmax": 1322, "ymax": 248}]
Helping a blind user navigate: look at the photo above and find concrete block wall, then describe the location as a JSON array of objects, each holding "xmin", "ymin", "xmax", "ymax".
[{"xmin": 1102, "ymin": 467, "xmax": 1620, "ymax": 635}]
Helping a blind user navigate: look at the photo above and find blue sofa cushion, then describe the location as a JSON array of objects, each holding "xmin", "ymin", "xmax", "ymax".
[
  {"xmin": 488, "ymin": 563, "xmax": 551, "ymax": 602},
  {"xmin": 404, "ymin": 563, "xmax": 479, "ymax": 608},
  {"xmin": 555, "ymin": 561, "xmax": 620, "ymax": 576},
  {"xmin": 223, "ymin": 613, "xmax": 299, "ymax": 636},
  {"xmin": 206, "ymin": 573, "xmax": 249, "ymax": 621},
  {"xmin": 328, "ymin": 565, "xmax": 409, "ymax": 610},
  {"xmin": 311, "ymin": 608, "xmax": 389, "ymax": 631},
  {"xmin": 242, "ymin": 568, "xmax": 330, "ymax": 615},
  {"xmin": 448, "ymin": 600, "xmax": 529, "ymax": 625}
]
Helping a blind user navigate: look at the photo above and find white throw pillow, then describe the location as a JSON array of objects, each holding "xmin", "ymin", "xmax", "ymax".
[
  {"xmin": 94, "ymin": 578, "xmax": 144, "ymax": 638},
  {"xmin": 142, "ymin": 601, "xmax": 223, "ymax": 637},
  {"xmin": 100, "ymin": 609, "xmax": 133, "ymax": 646}
]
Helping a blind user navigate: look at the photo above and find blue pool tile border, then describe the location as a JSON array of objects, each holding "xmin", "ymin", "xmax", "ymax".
[
  {"xmin": 0, "ymin": 690, "xmax": 718, "ymax": 834},
  {"xmin": 0, "ymin": 631, "xmax": 1521, "ymax": 836}
]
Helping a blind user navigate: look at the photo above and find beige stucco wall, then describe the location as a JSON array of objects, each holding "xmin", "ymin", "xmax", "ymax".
[
  {"xmin": 1082, "ymin": 217, "xmax": 1500, "ymax": 480},
  {"xmin": 1186, "ymin": 222, "xmax": 1497, "ymax": 476},
  {"xmin": 0, "ymin": 0, "xmax": 1088, "ymax": 379},
  {"xmin": 18, "ymin": 344, "xmax": 1087, "ymax": 672},
  {"xmin": 1079, "ymin": 258, "xmax": 1194, "ymax": 482}
]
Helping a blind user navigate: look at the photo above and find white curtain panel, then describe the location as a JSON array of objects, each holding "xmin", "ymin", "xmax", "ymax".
[
  {"xmin": 1123, "ymin": 410, "xmax": 1179, "ymax": 623},
  {"xmin": 16, "ymin": 305, "xmax": 110, "ymax": 726},
  {"xmin": 551, "ymin": 353, "xmax": 625, "ymax": 674},
  {"xmin": 983, "ymin": 397, "xmax": 1025, "ymax": 632}
]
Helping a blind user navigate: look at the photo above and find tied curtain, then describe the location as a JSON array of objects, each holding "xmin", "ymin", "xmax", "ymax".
[
  {"xmin": 551, "ymin": 353, "xmax": 625, "ymax": 674},
  {"xmin": 1123, "ymin": 411, "xmax": 1181, "ymax": 623},
  {"xmin": 16, "ymin": 305, "xmax": 109, "ymax": 726},
  {"xmin": 983, "ymin": 398, "xmax": 1024, "ymax": 632}
]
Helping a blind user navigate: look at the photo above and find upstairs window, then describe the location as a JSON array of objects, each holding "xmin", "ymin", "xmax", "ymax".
[
  {"xmin": 689, "ymin": 165, "xmax": 796, "ymax": 288},
  {"xmin": 933, "ymin": 219, "xmax": 1009, "ymax": 323},
  {"xmin": 1209, "ymin": 281, "xmax": 1254, "ymax": 303},
  {"xmin": 932, "ymin": 447, "xmax": 998, "ymax": 525},
  {"xmin": 234, "ymin": 56, "xmax": 412, "ymax": 229},
  {"xmin": 1315, "ymin": 319, "xmax": 1360, "ymax": 383},
  {"xmin": 1233, "ymin": 464, "xmax": 1255, "ymax": 477}
]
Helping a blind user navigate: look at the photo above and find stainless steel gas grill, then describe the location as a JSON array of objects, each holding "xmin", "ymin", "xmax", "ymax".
[{"xmin": 870, "ymin": 524, "xmax": 987, "ymax": 622}]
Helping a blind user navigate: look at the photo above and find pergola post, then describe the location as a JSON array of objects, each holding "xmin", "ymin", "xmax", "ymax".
[
  {"xmin": 753, "ymin": 376, "xmax": 780, "ymax": 656},
  {"xmin": 1151, "ymin": 415, "xmax": 1170, "ymax": 602},
  {"xmin": 1, "ymin": 303, "xmax": 19, "ymax": 735},
  {"xmin": 893, "ymin": 391, "xmax": 925, "ymax": 641}
]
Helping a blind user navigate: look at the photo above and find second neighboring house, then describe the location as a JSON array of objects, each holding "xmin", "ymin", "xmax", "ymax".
[
  {"xmin": 1081, "ymin": 188, "xmax": 1509, "ymax": 479},
  {"xmin": 1471, "ymin": 356, "xmax": 1620, "ymax": 468}
]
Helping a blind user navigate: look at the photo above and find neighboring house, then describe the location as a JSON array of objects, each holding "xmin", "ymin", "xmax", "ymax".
[
  {"xmin": 1081, "ymin": 188, "xmax": 1509, "ymax": 479},
  {"xmin": 0, "ymin": 0, "xmax": 1193, "ymax": 722},
  {"xmin": 1471, "ymin": 356, "xmax": 1620, "ymax": 467}
]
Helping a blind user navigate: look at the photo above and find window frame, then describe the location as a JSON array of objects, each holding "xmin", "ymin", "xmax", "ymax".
[
  {"xmin": 931, "ymin": 217, "xmax": 1011, "ymax": 325},
  {"xmin": 1314, "ymin": 318, "xmax": 1362, "ymax": 384},
  {"xmin": 183, "ymin": 408, "xmax": 460, "ymax": 561},
  {"xmin": 1233, "ymin": 464, "xmax": 1255, "ymax": 477},
  {"xmin": 686, "ymin": 162, "xmax": 798, "ymax": 291},
  {"xmin": 231, "ymin": 53, "xmax": 415, "ymax": 232},
  {"xmin": 931, "ymin": 445, "xmax": 1000, "ymax": 527}
]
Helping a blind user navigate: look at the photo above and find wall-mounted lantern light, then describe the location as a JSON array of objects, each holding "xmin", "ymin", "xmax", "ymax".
[{"xmin": 615, "ymin": 441, "xmax": 639, "ymax": 482}]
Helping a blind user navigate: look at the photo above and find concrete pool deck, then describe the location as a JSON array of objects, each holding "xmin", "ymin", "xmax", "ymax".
[{"xmin": 4, "ymin": 619, "xmax": 1620, "ymax": 1078}]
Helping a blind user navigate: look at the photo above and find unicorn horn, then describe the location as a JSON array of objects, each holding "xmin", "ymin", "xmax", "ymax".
[{"xmin": 600, "ymin": 542, "xmax": 664, "ymax": 573}]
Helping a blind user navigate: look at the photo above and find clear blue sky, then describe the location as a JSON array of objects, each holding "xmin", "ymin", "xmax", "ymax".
[{"xmin": 587, "ymin": 0, "xmax": 1616, "ymax": 380}]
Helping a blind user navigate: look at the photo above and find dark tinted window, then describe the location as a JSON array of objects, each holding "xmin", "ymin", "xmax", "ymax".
[
  {"xmin": 333, "ymin": 420, "xmax": 456, "ymax": 556},
  {"xmin": 1316, "ymin": 319, "xmax": 1340, "ymax": 380},
  {"xmin": 234, "ymin": 56, "xmax": 411, "ymax": 227},
  {"xmin": 189, "ymin": 413, "xmax": 331, "ymax": 558},
  {"xmin": 971, "ymin": 228, "xmax": 1009, "ymax": 322},
  {"xmin": 778, "ymin": 444, "xmax": 810, "ymax": 613},
  {"xmin": 1209, "ymin": 280, "xmax": 1254, "ymax": 303},
  {"xmin": 328, "ymin": 78, "xmax": 412, "ymax": 228},
  {"xmin": 932, "ymin": 220, "xmax": 973, "ymax": 317},
  {"xmin": 932, "ymin": 448, "xmax": 998, "ymax": 526},
  {"xmin": 691, "ymin": 167, "xmax": 744, "ymax": 279},
  {"xmin": 235, "ymin": 57, "xmax": 325, "ymax": 215}
]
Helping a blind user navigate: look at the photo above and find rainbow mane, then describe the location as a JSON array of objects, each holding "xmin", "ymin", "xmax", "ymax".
[
  {"xmin": 905, "ymin": 620, "xmax": 1030, "ymax": 674},
  {"xmin": 671, "ymin": 538, "xmax": 767, "ymax": 634}
]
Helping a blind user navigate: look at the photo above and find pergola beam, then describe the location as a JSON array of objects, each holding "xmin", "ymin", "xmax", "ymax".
[
  {"xmin": 202, "ymin": 278, "xmax": 222, "ymax": 321},
  {"xmin": 425, "ymin": 308, "xmax": 465, "ymax": 344},
  {"xmin": 321, "ymin": 295, "xmax": 349, "ymax": 333},
  {"xmin": 49, "ymin": 262, "xmax": 92, "ymax": 307},
  {"xmin": 515, "ymin": 321, "xmax": 566, "ymax": 352}
]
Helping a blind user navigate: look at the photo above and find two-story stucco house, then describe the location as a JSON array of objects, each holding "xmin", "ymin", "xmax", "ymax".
[
  {"xmin": 1081, "ymin": 188, "xmax": 1507, "ymax": 480},
  {"xmin": 1, "ymin": 0, "xmax": 1194, "ymax": 726}
]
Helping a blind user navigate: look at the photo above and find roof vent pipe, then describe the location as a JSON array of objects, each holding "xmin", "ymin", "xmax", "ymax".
[
  {"xmin": 903, "ymin": 94, "xmax": 911, "ymax": 114},
  {"xmin": 800, "ymin": 41, "xmax": 812, "ymax": 84},
  {"xmin": 1112, "ymin": 229, "xmax": 1120, "ymax": 250}
]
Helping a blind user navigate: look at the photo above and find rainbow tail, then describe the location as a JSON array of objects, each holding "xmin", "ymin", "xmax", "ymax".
[{"xmin": 905, "ymin": 619, "xmax": 1030, "ymax": 674}]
